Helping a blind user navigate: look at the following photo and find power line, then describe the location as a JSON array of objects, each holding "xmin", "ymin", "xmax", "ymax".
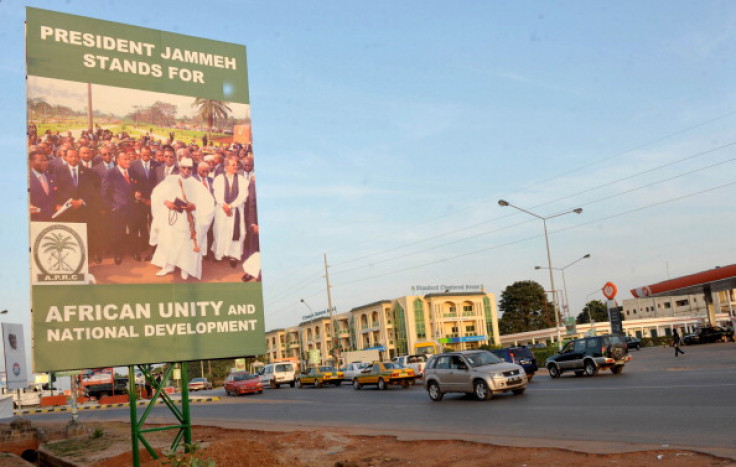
[{"xmin": 332, "ymin": 178, "xmax": 736, "ymax": 288}]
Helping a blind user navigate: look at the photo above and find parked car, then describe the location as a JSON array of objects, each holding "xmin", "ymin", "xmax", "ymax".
[
  {"xmin": 296, "ymin": 366, "xmax": 344, "ymax": 388},
  {"xmin": 423, "ymin": 350, "xmax": 527, "ymax": 401},
  {"xmin": 259, "ymin": 362, "xmax": 297, "ymax": 388},
  {"xmin": 224, "ymin": 372, "xmax": 263, "ymax": 396},
  {"xmin": 353, "ymin": 362, "xmax": 415, "ymax": 390},
  {"xmin": 188, "ymin": 377, "xmax": 213, "ymax": 391},
  {"xmin": 490, "ymin": 346, "xmax": 538, "ymax": 381},
  {"xmin": 683, "ymin": 326, "xmax": 734, "ymax": 345},
  {"xmin": 545, "ymin": 334, "xmax": 630, "ymax": 378},
  {"xmin": 342, "ymin": 362, "xmax": 371, "ymax": 381},
  {"xmin": 624, "ymin": 336, "xmax": 641, "ymax": 350}
]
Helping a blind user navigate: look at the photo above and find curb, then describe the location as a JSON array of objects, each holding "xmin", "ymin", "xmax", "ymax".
[{"xmin": 14, "ymin": 396, "xmax": 220, "ymax": 415}]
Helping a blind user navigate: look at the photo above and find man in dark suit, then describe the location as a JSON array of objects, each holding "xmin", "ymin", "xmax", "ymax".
[
  {"xmin": 53, "ymin": 149, "xmax": 96, "ymax": 222},
  {"xmin": 153, "ymin": 145, "xmax": 179, "ymax": 186},
  {"xmin": 129, "ymin": 146, "xmax": 159, "ymax": 260},
  {"xmin": 241, "ymin": 157, "xmax": 260, "ymax": 282},
  {"xmin": 53, "ymin": 148, "xmax": 102, "ymax": 261},
  {"xmin": 101, "ymin": 151, "xmax": 139, "ymax": 265},
  {"xmin": 29, "ymin": 149, "xmax": 57, "ymax": 221},
  {"xmin": 91, "ymin": 145, "xmax": 116, "ymax": 261}
]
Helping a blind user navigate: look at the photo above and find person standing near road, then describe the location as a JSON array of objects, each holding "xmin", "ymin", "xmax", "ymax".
[{"xmin": 673, "ymin": 329, "xmax": 685, "ymax": 357}]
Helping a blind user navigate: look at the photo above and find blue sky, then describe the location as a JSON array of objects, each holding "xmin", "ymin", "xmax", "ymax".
[{"xmin": 3, "ymin": 2, "xmax": 736, "ymax": 362}]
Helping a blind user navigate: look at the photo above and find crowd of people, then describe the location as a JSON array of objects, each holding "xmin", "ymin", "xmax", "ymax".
[{"xmin": 28, "ymin": 126, "xmax": 260, "ymax": 282}]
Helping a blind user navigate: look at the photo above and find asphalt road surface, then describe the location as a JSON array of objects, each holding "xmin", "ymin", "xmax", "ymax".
[{"xmin": 30, "ymin": 342, "xmax": 736, "ymax": 459}]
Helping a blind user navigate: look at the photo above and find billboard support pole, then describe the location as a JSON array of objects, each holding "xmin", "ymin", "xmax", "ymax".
[{"xmin": 128, "ymin": 363, "xmax": 193, "ymax": 466}]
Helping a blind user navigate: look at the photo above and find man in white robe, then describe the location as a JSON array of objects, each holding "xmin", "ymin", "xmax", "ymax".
[
  {"xmin": 212, "ymin": 156, "xmax": 247, "ymax": 266},
  {"xmin": 149, "ymin": 158, "xmax": 214, "ymax": 280}
]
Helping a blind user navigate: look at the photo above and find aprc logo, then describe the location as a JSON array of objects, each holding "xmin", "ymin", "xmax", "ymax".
[{"xmin": 31, "ymin": 223, "xmax": 88, "ymax": 284}]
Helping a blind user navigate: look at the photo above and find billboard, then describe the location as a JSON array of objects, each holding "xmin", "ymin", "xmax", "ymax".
[
  {"xmin": 2, "ymin": 324, "xmax": 29, "ymax": 390},
  {"xmin": 26, "ymin": 8, "xmax": 265, "ymax": 371}
]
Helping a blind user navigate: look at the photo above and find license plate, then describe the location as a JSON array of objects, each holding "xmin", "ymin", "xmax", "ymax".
[{"xmin": 508, "ymin": 377, "xmax": 522, "ymax": 385}]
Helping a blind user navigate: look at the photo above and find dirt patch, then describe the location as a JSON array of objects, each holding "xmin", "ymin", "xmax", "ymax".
[{"xmin": 20, "ymin": 421, "xmax": 734, "ymax": 467}]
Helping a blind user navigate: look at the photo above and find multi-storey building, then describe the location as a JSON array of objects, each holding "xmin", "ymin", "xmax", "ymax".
[
  {"xmin": 265, "ymin": 291, "xmax": 500, "ymax": 366},
  {"xmin": 622, "ymin": 289, "xmax": 736, "ymax": 320}
]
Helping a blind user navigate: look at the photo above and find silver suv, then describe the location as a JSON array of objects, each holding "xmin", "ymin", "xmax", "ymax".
[{"xmin": 423, "ymin": 350, "xmax": 528, "ymax": 401}]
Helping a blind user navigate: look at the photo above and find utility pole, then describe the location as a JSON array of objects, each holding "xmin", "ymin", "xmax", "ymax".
[{"xmin": 324, "ymin": 253, "xmax": 337, "ymax": 367}]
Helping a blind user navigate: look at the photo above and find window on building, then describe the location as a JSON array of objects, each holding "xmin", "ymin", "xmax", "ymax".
[
  {"xmin": 663, "ymin": 302, "xmax": 671, "ymax": 309},
  {"xmin": 451, "ymin": 326, "xmax": 458, "ymax": 333},
  {"xmin": 414, "ymin": 299, "xmax": 426, "ymax": 339},
  {"xmin": 676, "ymin": 300, "xmax": 689, "ymax": 307}
]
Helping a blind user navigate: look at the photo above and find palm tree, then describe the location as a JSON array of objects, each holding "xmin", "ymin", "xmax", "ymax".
[
  {"xmin": 192, "ymin": 98, "xmax": 231, "ymax": 132},
  {"xmin": 42, "ymin": 232, "xmax": 77, "ymax": 272}
]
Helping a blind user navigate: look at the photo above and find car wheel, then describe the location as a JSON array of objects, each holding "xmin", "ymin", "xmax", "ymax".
[
  {"xmin": 427, "ymin": 381, "xmax": 443, "ymax": 401},
  {"xmin": 353, "ymin": 379, "xmax": 362, "ymax": 390},
  {"xmin": 473, "ymin": 379, "xmax": 491, "ymax": 401},
  {"xmin": 584, "ymin": 360, "xmax": 598, "ymax": 376},
  {"xmin": 611, "ymin": 365, "xmax": 624, "ymax": 375},
  {"xmin": 636, "ymin": 344, "xmax": 641, "ymax": 351},
  {"xmin": 378, "ymin": 378, "xmax": 387, "ymax": 390},
  {"xmin": 296, "ymin": 379, "xmax": 303, "ymax": 389},
  {"xmin": 512, "ymin": 388, "xmax": 526, "ymax": 395},
  {"xmin": 258, "ymin": 390, "xmax": 263, "ymax": 394},
  {"xmin": 316, "ymin": 380, "xmax": 323, "ymax": 388},
  {"xmin": 289, "ymin": 381, "xmax": 295, "ymax": 388},
  {"xmin": 273, "ymin": 381, "xmax": 280, "ymax": 389},
  {"xmin": 548, "ymin": 365, "xmax": 561, "ymax": 379}
]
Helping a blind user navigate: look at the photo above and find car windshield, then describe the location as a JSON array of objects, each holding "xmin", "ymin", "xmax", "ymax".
[
  {"xmin": 319, "ymin": 366, "xmax": 336, "ymax": 372},
  {"xmin": 233, "ymin": 373, "xmax": 257, "ymax": 381},
  {"xmin": 191, "ymin": 378, "xmax": 205, "ymax": 383},
  {"xmin": 275, "ymin": 364, "xmax": 292, "ymax": 372},
  {"xmin": 382, "ymin": 363, "xmax": 399, "ymax": 369},
  {"xmin": 464, "ymin": 351, "xmax": 503, "ymax": 367}
]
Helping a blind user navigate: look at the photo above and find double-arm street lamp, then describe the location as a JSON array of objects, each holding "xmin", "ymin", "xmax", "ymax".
[
  {"xmin": 498, "ymin": 199, "xmax": 583, "ymax": 350},
  {"xmin": 535, "ymin": 254, "xmax": 591, "ymax": 320}
]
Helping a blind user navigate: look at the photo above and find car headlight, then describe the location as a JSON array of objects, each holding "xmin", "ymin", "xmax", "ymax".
[{"xmin": 490, "ymin": 372, "xmax": 505, "ymax": 380}]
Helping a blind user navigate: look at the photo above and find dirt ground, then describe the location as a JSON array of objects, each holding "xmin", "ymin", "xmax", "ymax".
[{"xmin": 14, "ymin": 420, "xmax": 735, "ymax": 467}]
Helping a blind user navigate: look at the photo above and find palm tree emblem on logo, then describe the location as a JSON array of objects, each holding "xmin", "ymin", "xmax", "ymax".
[
  {"xmin": 41, "ymin": 231, "xmax": 77, "ymax": 272},
  {"xmin": 33, "ymin": 225, "xmax": 86, "ymax": 281}
]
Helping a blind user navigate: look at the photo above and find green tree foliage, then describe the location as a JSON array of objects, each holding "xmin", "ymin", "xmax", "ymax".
[
  {"xmin": 498, "ymin": 280, "xmax": 555, "ymax": 334},
  {"xmin": 576, "ymin": 300, "xmax": 612, "ymax": 324}
]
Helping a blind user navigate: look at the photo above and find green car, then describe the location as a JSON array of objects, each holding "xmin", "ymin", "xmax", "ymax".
[{"xmin": 296, "ymin": 366, "xmax": 344, "ymax": 388}]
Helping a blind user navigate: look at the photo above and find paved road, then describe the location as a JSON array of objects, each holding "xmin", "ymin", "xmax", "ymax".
[{"xmin": 30, "ymin": 343, "xmax": 736, "ymax": 459}]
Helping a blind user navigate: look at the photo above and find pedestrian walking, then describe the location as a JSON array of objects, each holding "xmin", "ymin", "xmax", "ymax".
[{"xmin": 673, "ymin": 329, "xmax": 685, "ymax": 357}]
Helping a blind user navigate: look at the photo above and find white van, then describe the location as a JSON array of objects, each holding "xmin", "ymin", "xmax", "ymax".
[{"xmin": 259, "ymin": 362, "xmax": 296, "ymax": 388}]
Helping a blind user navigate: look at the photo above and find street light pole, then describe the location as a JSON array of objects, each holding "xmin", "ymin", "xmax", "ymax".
[
  {"xmin": 536, "ymin": 254, "xmax": 591, "ymax": 320},
  {"xmin": 499, "ymin": 200, "xmax": 583, "ymax": 350}
]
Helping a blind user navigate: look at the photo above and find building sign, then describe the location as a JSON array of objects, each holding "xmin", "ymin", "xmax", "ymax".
[
  {"xmin": 27, "ymin": 8, "xmax": 264, "ymax": 371},
  {"xmin": 300, "ymin": 307, "xmax": 336, "ymax": 323},
  {"xmin": 438, "ymin": 335, "xmax": 487, "ymax": 344},
  {"xmin": 411, "ymin": 284, "xmax": 484, "ymax": 293}
]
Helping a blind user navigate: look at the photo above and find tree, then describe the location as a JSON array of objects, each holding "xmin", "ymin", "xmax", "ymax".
[
  {"xmin": 192, "ymin": 98, "xmax": 231, "ymax": 131},
  {"xmin": 498, "ymin": 280, "xmax": 554, "ymax": 334},
  {"xmin": 576, "ymin": 300, "xmax": 611, "ymax": 324}
]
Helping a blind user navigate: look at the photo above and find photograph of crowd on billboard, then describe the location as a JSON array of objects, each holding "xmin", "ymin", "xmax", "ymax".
[{"xmin": 27, "ymin": 77, "xmax": 260, "ymax": 285}]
